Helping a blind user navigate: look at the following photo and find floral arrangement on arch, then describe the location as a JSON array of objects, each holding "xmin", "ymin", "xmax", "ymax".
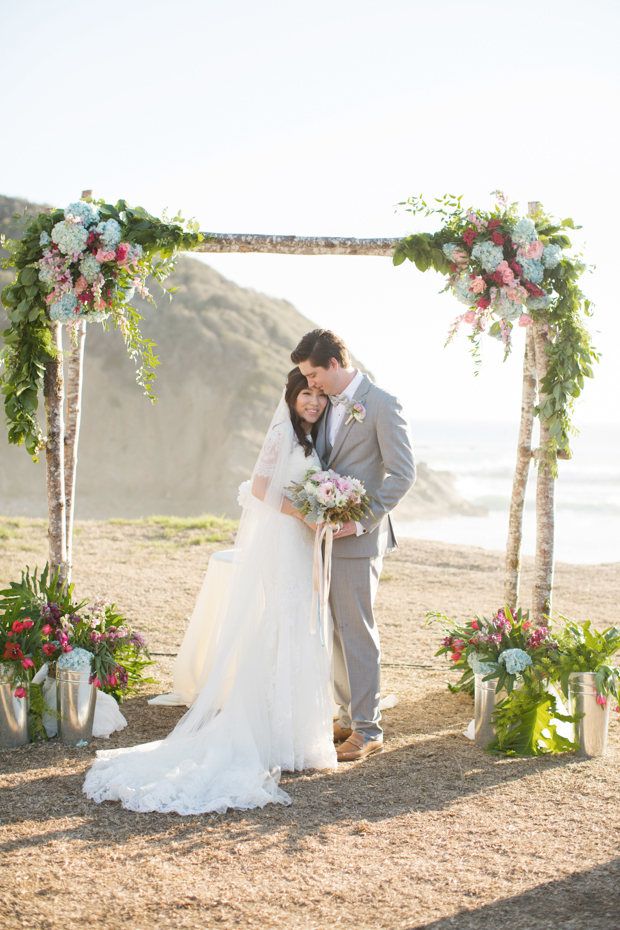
[
  {"xmin": 392, "ymin": 191, "xmax": 597, "ymax": 453},
  {"xmin": 1, "ymin": 198, "xmax": 203, "ymax": 456},
  {"xmin": 37, "ymin": 201, "xmax": 148, "ymax": 327}
]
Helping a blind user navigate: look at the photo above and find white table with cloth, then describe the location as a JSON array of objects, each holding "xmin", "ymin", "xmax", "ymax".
[{"xmin": 148, "ymin": 549, "xmax": 398, "ymax": 713}]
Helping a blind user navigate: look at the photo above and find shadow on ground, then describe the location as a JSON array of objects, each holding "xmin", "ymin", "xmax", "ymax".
[{"xmin": 409, "ymin": 857, "xmax": 620, "ymax": 930}]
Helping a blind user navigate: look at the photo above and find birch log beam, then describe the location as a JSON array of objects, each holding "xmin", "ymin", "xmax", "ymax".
[
  {"xmin": 44, "ymin": 322, "xmax": 67, "ymax": 584},
  {"xmin": 64, "ymin": 318, "xmax": 87, "ymax": 581},
  {"xmin": 194, "ymin": 234, "xmax": 397, "ymax": 256},
  {"xmin": 504, "ymin": 323, "xmax": 537, "ymax": 610},
  {"xmin": 531, "ymin": 320, "xmax": 556, "ymax": 625}
]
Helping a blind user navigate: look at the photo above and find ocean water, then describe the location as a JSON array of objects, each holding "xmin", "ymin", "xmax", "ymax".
[{"xmin": 395, "ymin": 420, "xmax": 620, "ymax": 565}]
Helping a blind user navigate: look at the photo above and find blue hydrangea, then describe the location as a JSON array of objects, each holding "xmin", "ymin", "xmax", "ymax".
[
  {"xmin": 498, "ymin": 648, "xmax": 532, "ymax": 675},
  {"xmin": 467, "ymin": 653, "xmax": 496, "ymax": 677},
  {"xmin": 512, "ymin": 217, "xmax": 538, "ymax": 243},
  {"xmin": 526, "ymin": 294, "xmax": 552, "ymax": 311},
  {"xmin": 471, "ymin": 241, "xmax": 504, "ymax": 273},
  {"xmin": 519, "ymin": 258, "xmax": 544, "ymax": 285},
  {"xmin": 442, "ymin": 243, "xmax": 461, "ymax": 262},
  {"xmin": 129, "ymin": 243, "xmax": 143, "ymax": 262},
  {"xmin": 57, "ymin": 646, "xmax": 92, "ymax": 672},
  {"xmin": 49, "ymin": 293, "xmax": 79, "ymax": 323},
  {"xmin": 39, "ymin": 231, "xmax": 51, "ymax": 249},
  {"xmin": 495, "ymin": 294, "xmax": 523, "ymax": 321},
  {"xmin": 96, "ymin": 218, "xmax": 122, "ymax": 250},
  {"xmin": 79, "ymin": 254, "xmax": 101, "ymax": 283},
  {"xmin": 51, "ymin": 221, "xmax": 88, "ymax": 255},
  {"xmin": 65, "ymin": 201, "xmax": 100, "ymax": 227},
  {"xmin": 542, "ymin": 244, "xmax": 562, "ymax": 269},
  {"xmin": 452, "ymin": 275, "xmax": 477, "ymax": 306},
  {"xmin": 87, "ymin": 309, "xmax": 111, "ymax": 322},
  {"xmin": 38, "ymin": 262, "xmax": 56, "ymax": 286}
]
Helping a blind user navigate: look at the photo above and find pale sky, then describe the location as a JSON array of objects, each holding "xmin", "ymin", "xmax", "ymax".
[{"xmin": 3, "ymin": 0, "xmax": 619, "ymax": 430}]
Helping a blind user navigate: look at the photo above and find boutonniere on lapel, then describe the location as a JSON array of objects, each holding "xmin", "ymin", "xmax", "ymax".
[{"xmin": 344, "ymin": 401, "xmax": 366, "ymax": 425}]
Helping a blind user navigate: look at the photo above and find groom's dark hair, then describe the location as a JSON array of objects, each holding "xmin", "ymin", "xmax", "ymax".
[{"xmin": 291, "ymin": 329, "xmax": 351, "ymax": 369}]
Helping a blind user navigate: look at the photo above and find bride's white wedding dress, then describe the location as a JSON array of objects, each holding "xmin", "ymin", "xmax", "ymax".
[{"xmin": 83, "ymin": 401, "xmax": 336, "ymax": 815}]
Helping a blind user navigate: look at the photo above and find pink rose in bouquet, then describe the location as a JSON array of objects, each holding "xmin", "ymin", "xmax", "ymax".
[{"xmin": 496, "ymin": 261, "xmax": 515, "ymax": 284}]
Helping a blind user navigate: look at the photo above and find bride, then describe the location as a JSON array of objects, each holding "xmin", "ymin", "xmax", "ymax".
[{"xmin": 83, "ymin": 368, "xmax": 337, "ymax": 815}]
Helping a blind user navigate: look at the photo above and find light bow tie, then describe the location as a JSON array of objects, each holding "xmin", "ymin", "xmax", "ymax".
[{"xmin": 329, "ymin": 393, "xmax": 348, "ymax": 407}]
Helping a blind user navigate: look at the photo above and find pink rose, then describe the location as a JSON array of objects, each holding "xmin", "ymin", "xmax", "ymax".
[
  {"xmin": 525, "ymin": 240, "xmax": 543, "ymax": 259},
  {"xmin": 463, "ymin": 311, "xmax": 476, "ymax": 324},
  {"xmin": 74, "ymin": 275, "xmax": 88, "ymax": 295},
  {"xmin": 518, "ymin": 314, "xmax": 532, "ymax": 327},
  {"xmin": 453, "ymin": 247, "xmax": 469, "ymax": 265},
  {"xmin": 496, "ymin": 261, "xmax": 515, "ymax": 284},
  {"xmin": 95, "ymin": 249, "xmax": 117, "ymax": 263},
  {"xmin": 505, "ymin": 287, "xmax": 524, "ymax": 304},
  {"xmin": 469, "ymin": 276, "xmax": 486, "ymax": 294}
]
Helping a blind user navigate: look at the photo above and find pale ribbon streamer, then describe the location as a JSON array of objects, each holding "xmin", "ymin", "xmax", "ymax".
[{"xmin": 312, "ymin": 522, "xmax": 336, "ymax": 647}]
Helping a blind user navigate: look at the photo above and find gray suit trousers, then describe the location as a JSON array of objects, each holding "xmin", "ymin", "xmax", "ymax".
[{"xmin": 329, "ymin": 554, "xmax": 383, "ymax": 740}]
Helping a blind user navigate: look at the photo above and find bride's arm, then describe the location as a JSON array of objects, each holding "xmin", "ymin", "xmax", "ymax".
[
  {"xmin": 251, "ymin": 475, "xmax": 303, "ymax": 518},
  {"xmin": 251, "ymin": 475, "xmax": 317, "ymax": 528}
]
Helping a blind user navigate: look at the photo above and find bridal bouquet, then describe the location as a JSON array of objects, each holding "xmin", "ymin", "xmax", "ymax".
[{"xmin": 287, "ymin": 467, "xmax": 373, "ymax": 529}]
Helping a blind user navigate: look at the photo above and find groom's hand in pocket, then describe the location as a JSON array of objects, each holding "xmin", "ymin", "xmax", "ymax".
[{"xmin": 333, "ymin": 520, "xmax": 357, "ymax": 539}]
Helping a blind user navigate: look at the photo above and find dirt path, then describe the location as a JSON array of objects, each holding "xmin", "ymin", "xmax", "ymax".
[{"xmin": 1, "ymin": 518, "xmax": 619, "ymax": 930}]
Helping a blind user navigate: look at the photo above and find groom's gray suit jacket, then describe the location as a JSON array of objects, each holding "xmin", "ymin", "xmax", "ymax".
[{"xmin": 315, "ymin": 375, "xmax": 416, "ymax": 558}]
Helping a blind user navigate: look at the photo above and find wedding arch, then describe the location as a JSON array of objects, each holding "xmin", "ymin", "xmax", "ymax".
[{"xmin": 0, "ymin": 192, "xmax": 596, "ymax": 625}]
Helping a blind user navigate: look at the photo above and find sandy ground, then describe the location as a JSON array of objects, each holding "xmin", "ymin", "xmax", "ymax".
[{"xmin": 1, "ymin": 516, "xmax": 619, "ymax": 930}]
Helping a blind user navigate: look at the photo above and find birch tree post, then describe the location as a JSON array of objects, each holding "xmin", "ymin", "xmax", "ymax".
[
  {"xmin": 64, "ymin": 317, "xmax": 86, "ymax": 580},
  {"xmin": 43, "ymin": 320, "xmax": 67, "ymax": 582},
  {"xmin": 62, "ymin": 190, "xmax": 93, "ymax": 582},
  {"xmin": 531, "ymin": 317, "xmax": 556, "ymax": 625},
  {"xmin": 503, "ymin": 201, "xmax": 541, "ymax": 609},
  {"xmin": 504, "ymin": 322, "xmax": 537, "ymax": 609}
]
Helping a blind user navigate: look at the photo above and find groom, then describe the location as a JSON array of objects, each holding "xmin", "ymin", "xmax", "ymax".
[{"xmin": 291, "ymin": 330, "xmax": 415, "ymax": 762}]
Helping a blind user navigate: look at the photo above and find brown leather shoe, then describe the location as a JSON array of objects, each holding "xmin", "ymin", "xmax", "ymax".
[
  {"xmin": 336, "ymin": 732, "xmax": 383, "ymax": 762},
  {"xmin": 333, "ymin": 722, "xmax": 353, "ymax": 743}
]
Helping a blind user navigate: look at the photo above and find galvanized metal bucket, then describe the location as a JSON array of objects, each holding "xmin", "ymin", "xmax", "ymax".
[
  {"xmin": 0, "ymin": 677, "xmax": 29, "ymax": 749},
  {"xmin": 474, "ymin": 674, "xmax": 506, "ymax": 749},
  {"xmin": 568, "ymin": 671, "xmax": 609, "ymax": 757},
  {"xmin": 57, "ymin": 669, "xmax": 96, "ymax": 744}
]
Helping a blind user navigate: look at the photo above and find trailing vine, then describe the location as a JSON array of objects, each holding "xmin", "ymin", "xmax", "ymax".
[
  {"xmin": 393, "ymin": 193, "xmax": 598, "ymax": 455},
  {"xmin": 1, "ymin": 198, "xmax": 203, "ymax": 458}
]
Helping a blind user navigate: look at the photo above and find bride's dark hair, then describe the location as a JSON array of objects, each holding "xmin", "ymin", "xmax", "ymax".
[{"xmin": 284, "ymin": 367, "xmax": 322, "ymax": 457}]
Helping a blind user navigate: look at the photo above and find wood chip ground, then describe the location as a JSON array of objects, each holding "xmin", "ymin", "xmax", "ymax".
[{"xmin": 1, "ymin": 518, "xmax": 618, "ymax": 930}]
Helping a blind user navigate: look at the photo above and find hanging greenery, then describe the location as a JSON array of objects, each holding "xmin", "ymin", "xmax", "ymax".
[
  {"xmin": 392, "ymin": 192, "xmax": 598, "ymax": 455},
  {"xmin": 1, "ymin": 198, "xmax": 203, "ymax": 458}
]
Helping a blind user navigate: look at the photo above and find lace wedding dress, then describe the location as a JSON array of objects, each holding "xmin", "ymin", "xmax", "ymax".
[{"xmin": 83, "ymin": 402, "xmax": 336, "ymax": 815}]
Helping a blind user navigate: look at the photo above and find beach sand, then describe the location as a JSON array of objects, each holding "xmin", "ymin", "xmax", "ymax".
[{"xmin": 0, "ymin": 517, "xmax": 618, "ymax": 930}]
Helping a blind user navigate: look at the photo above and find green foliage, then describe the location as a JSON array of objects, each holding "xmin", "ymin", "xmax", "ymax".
[
  {"xmin": 392, "ymin": 193, "xmax": 598, "ymax": 456},
  {"xmin": 1, "ymin": 199, "xmax": 203, "ymax": 459},
  {"xmin": 550, "ymin": 616, "xmax": 620, "ymax": 702},
  {"xmin": 487, "ymin": 682, "xmax": 581, "ymax": 756}
]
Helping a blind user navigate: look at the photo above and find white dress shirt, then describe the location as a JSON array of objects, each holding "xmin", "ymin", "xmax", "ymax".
[
  {"xmin": 327, "ymin": 369, "xmax": 364, "ymax": 446},
  {"xmin": 327, "ymin": 369, "xmax": 367, "ymax": 536}
]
